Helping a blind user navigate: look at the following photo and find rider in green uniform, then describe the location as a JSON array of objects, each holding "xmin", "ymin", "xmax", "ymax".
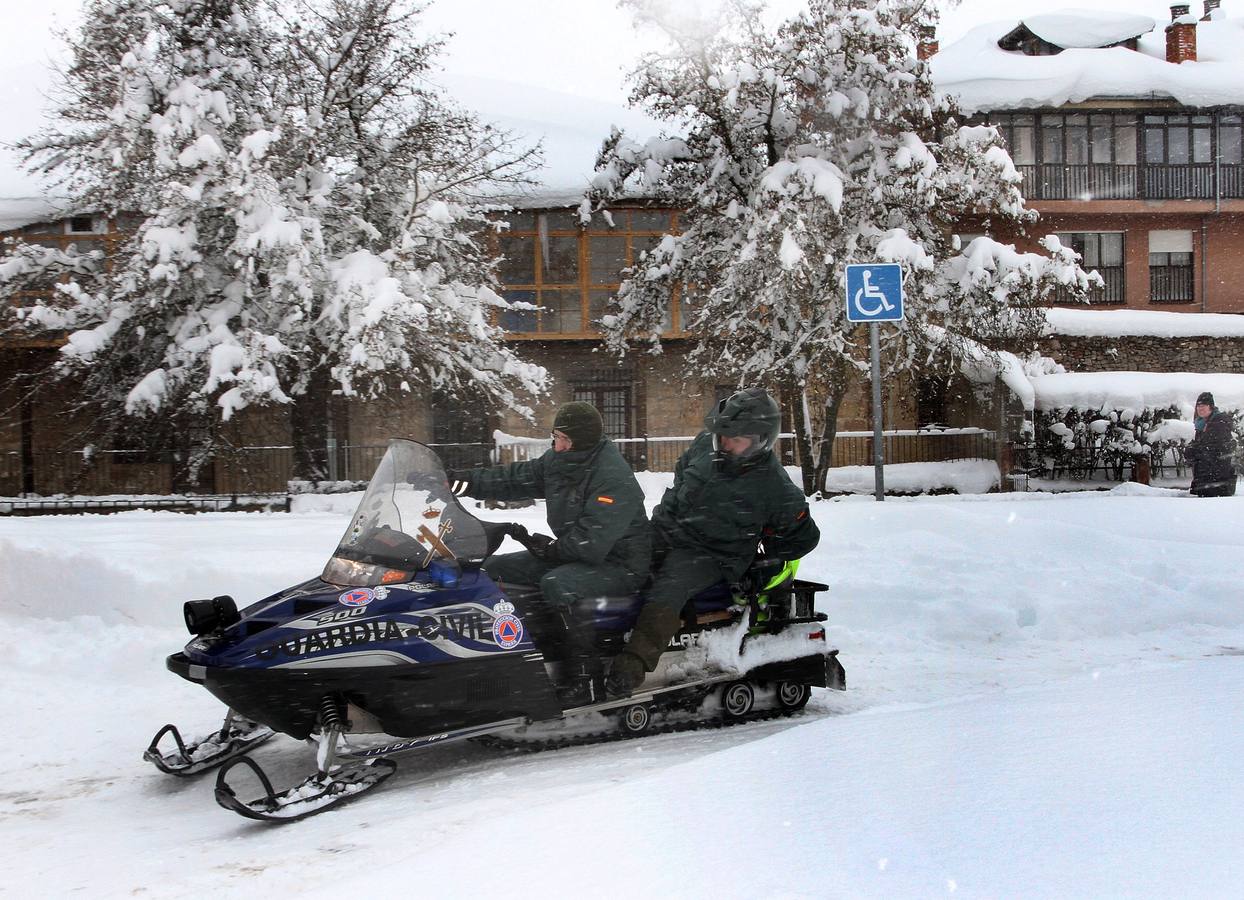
[
  {"xmin": 606, "ymin": 388, "xmax": 819, "ymax": 697},
  {"xmin": 449, "ymin": 402, "xmax": 651, "ymax": 705}
]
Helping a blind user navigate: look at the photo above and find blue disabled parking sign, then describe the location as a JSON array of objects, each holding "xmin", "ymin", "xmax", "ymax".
[{"xmin": 845, "ymin": 263, "xmax": 904, "ymax": 322}]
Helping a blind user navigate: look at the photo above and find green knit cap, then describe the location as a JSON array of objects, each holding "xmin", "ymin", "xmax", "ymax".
[{"xmin": 552, "ymin": 401, "xmax": 604, "ymax": 449}]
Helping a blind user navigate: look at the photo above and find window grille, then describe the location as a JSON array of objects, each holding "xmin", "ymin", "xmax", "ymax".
[{"xmin": 1054, "ymin": 232, "xmax": 1125, "ymax": 304}]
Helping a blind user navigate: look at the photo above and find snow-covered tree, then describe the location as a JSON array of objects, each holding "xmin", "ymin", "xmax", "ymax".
[
  {"xmin": 586, "ymin": 0, "xmax": 1096, "ymax": 494},
  {"xmin": 1, "ymin": 0, "xmax": 545, "ymax": 478}
]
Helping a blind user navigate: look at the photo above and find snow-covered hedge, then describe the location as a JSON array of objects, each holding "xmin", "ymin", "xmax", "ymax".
[{"xmin": 1028, "ymin": 405, "xmax": 1242, "ymax": 480}]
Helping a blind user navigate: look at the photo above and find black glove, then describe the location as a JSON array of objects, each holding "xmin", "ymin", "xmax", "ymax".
[
  {"xmin": 517, "ymin": 530, "xmax": 557, "ymax": 561},
  {"xmin": 406, "ymin": 471, "xmax": 448, "ymax": 491},
  {"xmin": 502, "ymin": 522, "xmax": 530, "ymax": 542},
  {"xmin": 446, "ymin": 469, "xmax": 473, "ymax": 497}
]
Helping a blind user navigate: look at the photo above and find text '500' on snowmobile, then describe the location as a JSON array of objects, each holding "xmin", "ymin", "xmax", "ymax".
[{"xmin": 145, "ymin": 439, "xmax": 845, "ymax": 822}]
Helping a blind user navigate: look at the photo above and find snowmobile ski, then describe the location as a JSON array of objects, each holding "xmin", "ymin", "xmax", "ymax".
[
  {"xmin": 144, "ymin": 713, "xmax": 274, "ymax": 777},
  {"xmin": 214, "ymin": 755, "xmax": 397, "ymax": 822}
]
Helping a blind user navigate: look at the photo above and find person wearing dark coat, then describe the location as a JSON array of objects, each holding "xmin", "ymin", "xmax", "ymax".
[
  {"xmin": 605, "ymin": 387, "xmax": 820, "ymax": 698},
  {"xmin": 1184, "ymin": 391, "xmax": 1238, "ymax": 497},
  {"xmin": 448, "ymin": 401, "xmax": 651, "ymax": 704}
]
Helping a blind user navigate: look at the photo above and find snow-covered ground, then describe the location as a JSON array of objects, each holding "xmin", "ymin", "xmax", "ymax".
[{"xmin": 3, "ymin": 480, "xmax": 1243, "ymax": 897}]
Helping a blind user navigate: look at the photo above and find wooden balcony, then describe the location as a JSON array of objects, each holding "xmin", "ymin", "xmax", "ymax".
[{"xmin": 1016, "ymin": 163, "xmax": 1244, "ymax": 201}]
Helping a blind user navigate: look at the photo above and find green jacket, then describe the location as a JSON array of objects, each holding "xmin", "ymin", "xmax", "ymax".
[
  {"xmin": 465, "ymin": 438, "xmax": 651, "ymax": 575},
  {"xmin": 654, "ymin": 432, "xmax": 819, "ymax": 581}
]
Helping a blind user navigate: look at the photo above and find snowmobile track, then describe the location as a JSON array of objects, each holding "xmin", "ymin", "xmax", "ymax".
[{"xmin": 474, "ymin": 702, "xmax": 805, "ymax": 754}]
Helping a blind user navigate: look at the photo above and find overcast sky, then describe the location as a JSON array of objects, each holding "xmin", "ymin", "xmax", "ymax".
[
  {"xmin": 0, "ymin": 0, "xmax": 1222, "ymax": 196},
  {"xmin": 1, "ymin": 1, "xmax": 1209, "ymax": 99}
]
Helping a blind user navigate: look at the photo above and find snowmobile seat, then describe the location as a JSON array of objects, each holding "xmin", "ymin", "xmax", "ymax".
[{"xmin": 588, "ymin": 593, "xmax": 647, "ymax": 634}]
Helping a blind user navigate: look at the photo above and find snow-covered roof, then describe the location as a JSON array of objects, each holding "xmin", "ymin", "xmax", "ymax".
[
  {"xmin": 933, "ymin": 11, "xmax": 1244, "ymax": 113},
  {"xmin": 1045, "ymin": 308, "xmax": 1244, "ymax": 338},
  {"xmin": 1014, "ymin": 10, "xmax": 1155, "ymax": 49},
  {"xmin": 0, "ymin": 196, "xmax": 69, "ymax": 232}
]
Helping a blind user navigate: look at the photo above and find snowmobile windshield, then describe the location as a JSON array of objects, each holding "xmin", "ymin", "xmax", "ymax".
[{"xmin": 322, "ymin": 440, "xmax": 491, "ymax": 587}]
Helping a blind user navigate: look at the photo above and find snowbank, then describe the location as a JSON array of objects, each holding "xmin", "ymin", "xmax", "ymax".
[
  {"xmin": 823, "ymin": 459, "xmax": 1000, "ymax": 495},
  {"xmin": 3, "ymin": 486, "xmax": 1244, "ymax": 897},
  {"xmin": 0, "ymin": 195, "xmax": 68, "ymax": 231},
  {"xmin": 1019, "ymin": 11, "xmax": 1156, "ymax": 49}
]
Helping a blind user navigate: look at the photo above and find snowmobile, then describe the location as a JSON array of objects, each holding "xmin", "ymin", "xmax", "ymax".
[{"xmin": 145, "ymin": 439, "xmax": 845, "ymax": 822}]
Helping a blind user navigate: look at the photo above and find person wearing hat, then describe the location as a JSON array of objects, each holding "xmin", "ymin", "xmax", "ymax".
[
  {"xmin": 447, "ymin": 401, "xmax": 651, "ymax": 705},
  {"xmin": 605, "ymin": 387, "xmax": 820, "ymax": 698},
  {"xmin": 1184, "ymin": 391, "xmax": 1238, "ymax": 497}
]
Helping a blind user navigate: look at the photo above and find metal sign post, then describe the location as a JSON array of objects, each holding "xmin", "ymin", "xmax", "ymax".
[
  {"xmin": 869, "ymin": 322, "xmax": 884, "ymax": 499},
  {"xmin": 845, "ymin": 264, "xmax": 905, "ymax": 501}
]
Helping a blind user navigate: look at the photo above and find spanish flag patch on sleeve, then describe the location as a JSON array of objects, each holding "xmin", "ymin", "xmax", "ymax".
[{"xmin": 596, "ymin": 495, "xmax": 615, "ymax": 505}]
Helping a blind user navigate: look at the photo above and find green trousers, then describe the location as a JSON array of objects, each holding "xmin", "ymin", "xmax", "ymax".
[
  {"xmin": 484, "ymin": 551, "xmax": 645, "ymax": 610},
  {"xmin": 621, "ymin": 546, "xmax": 726, "ymax": 671}
]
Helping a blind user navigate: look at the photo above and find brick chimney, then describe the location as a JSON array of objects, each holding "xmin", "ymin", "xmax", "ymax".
[
  {"xmin": 1166, "ymin": 4, "xmax": 1198, "ymax": 63},
  {"xmin": 1201, "ymin": 0, "xmax": 1220, "ymax": 20},
  {"xmin": 917, "ymin": 25, "xmax": 938, "ymax": 61}
]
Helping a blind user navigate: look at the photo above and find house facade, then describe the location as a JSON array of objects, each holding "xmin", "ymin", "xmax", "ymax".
[
  {"xmin": 932, "ymin": 3, "xmax": 1244, "ymax": 324},
  {"xmin": 497, "ymin": 3, "xmax": 1244, "ymax": 447},
  {"xmin": 0, "ymin": 198, "xmax": 898, "ymax": 495}
]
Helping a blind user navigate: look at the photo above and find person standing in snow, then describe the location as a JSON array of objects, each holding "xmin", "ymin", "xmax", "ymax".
[
  {"xmin": 605, "ymin": 387, "xmax": 820, "ymax": 698},
  {"xmin": 447, "ymin": 402, "xmax": 650, "ymax": 705},
  {"xmin": 1184, "ymin": 391, "xmax": 1238, "ymax": 497}
]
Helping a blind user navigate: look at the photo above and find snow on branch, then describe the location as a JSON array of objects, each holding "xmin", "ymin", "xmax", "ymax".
[
  {"xmin": 0, "ymin": 0, "xmax": 548, "ymax": 448},
  {"xmin": 582, "ymin": 0, "xmax": 1093, "ymax": 493}
]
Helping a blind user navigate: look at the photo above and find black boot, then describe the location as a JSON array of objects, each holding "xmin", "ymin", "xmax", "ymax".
[
  {"xmin": 556, "ymin": 654, "xmax": 604, "ymax": 708},
  {"xmin": 554, "ymin": 608, "xmax": 604, "ymax": 708},
  {"xmin": 605, "ymin": 651, "xmax": 645, "ymax": 699},
  {"xmin": 605, "ymin": 604, "xmax": 681, "ymax": 698}
]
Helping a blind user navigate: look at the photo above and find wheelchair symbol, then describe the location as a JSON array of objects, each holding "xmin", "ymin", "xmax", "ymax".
[{"xmin": 853, "ymin": 270, "xmax": 895, "ymax": 318}]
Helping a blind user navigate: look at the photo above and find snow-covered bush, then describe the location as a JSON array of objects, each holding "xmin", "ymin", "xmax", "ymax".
[{"xmin": 1028, "ymin": 406, "xmax": 1241, "ymax": 480}]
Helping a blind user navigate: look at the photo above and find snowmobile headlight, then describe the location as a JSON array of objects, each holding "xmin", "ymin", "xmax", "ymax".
[
  {"xmin": 184, "ymin": 595, "xmax": 240, "ymax": 636},
  {"xmin": 322, "ymin": 555, "xmax": 412, "ymax": 587}
]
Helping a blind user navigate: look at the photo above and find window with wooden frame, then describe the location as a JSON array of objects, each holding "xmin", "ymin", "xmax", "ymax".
[
  {"xmin": 494, "ymin": 208, "xmax": 681, "ymax": 338},
  {"xmin": 9, "ymin": 218, "xmax": 120, "ymax": 308},
  {"xmin": 1143, "ymin": 114, "xmax": 1214, "ymax": 166},
  {"xmin": 66, "ymin": 215, "xmax": 97, "ymax": 234},
  {"xmin": 1221, "ymin": 113, "xmax": 1244, "ymax": 198}
]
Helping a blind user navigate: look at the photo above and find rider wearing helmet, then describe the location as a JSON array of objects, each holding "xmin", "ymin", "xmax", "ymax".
[{"xmin": 605, "ymin": 387, "xmax": 820, "ymax": 697}]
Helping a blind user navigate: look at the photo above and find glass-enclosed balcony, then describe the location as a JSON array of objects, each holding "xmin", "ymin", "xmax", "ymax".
[{"xmin": 982, "ymin": 110, "xmax": 1244, "ymax": 201}]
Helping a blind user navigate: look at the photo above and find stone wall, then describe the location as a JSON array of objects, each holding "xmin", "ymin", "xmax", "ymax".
[{"xmin": 1038, "ymin": 334, "xmax": 1244, "ymax": 373}]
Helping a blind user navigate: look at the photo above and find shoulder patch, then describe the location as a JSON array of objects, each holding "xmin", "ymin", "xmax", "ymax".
[{"xmin": 596, "ymin": 495, "xmax": 615, "ymax": 505}]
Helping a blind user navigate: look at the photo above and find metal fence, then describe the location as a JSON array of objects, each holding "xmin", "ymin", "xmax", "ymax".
[
  {"xmin": 828, "ymin": 428, "xmax": 997, "ymax": 467},
  {"xmin": 1149, "ymin": 265, "xmax": 1195, "ymax": 304},
  {"xmin": 499, "ymin": 428, "xmax": 997, "ymax": 472},
  {"xmin": 3, "ymin": 429, "xmax": 999, "ymax": 505},
  {"xmin": 0, "ymin": 442, "xmax": 496, "ymax": 499}
]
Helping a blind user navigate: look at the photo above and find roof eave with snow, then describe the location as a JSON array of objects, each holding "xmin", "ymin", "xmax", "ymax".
[{"xmin": 932, "ymin": 15, "xmax": 1244, "ymax": 115}]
